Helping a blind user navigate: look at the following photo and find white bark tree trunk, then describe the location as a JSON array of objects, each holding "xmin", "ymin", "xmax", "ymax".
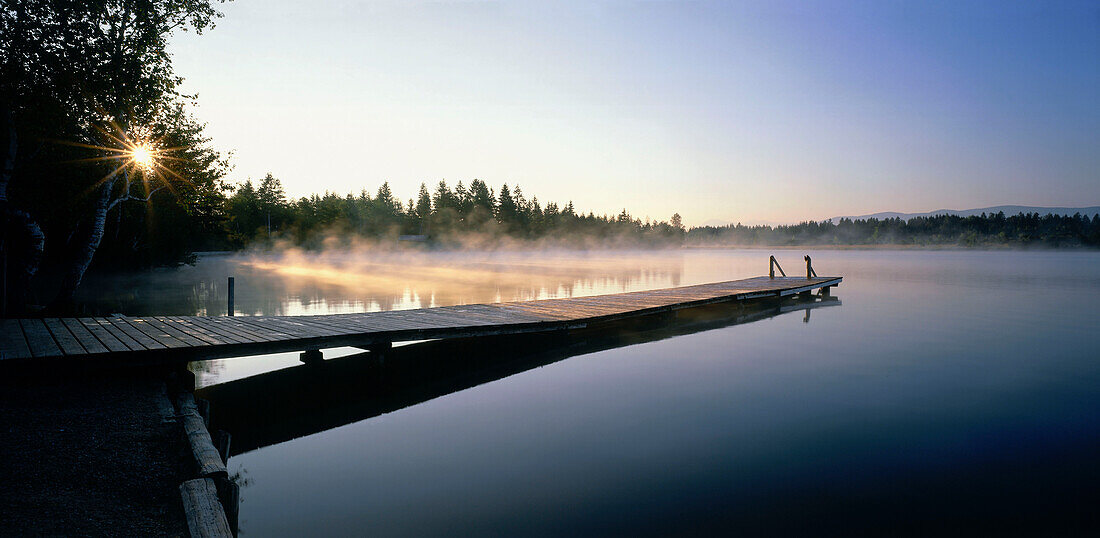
[{"xmin": 51, "ymin": 179, "xmax": 114, "ymax": 309}]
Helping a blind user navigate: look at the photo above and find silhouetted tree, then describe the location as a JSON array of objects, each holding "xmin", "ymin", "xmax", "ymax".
[
  {"xmin": 415, "ymin": 183, "xmax": 432, "ymax": 233},
  {"xmin": 1, "ymin": 0, "xmax": 228, "ymax": 311}
]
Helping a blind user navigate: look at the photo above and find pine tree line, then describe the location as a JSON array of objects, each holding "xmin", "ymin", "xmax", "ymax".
[{"xmin": 223, "ymin": 175, "xmax": 686, "ymax": 249}]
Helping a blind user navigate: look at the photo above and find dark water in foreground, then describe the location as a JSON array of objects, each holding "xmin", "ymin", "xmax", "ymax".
[{"xmin": 91, "ymin": 249, "xmax": 1100, "ymax": 535}]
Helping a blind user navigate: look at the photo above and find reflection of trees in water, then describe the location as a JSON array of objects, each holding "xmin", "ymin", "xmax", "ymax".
[
  {"xmin": 233, "ymin": 252, "xmax": 686, "ymax": 316},
  {"xmin": 72, "ymin": 268, "xmax": 212, "ymax": 316},
  {"xmin": 74, "ymin": 251, "xmax": 686, "ymax": 316},
  {"xmin": 189, "ymin": 357, "xmax": 225, "ymax": 387}
]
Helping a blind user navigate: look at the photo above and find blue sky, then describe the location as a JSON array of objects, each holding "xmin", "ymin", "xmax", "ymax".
[{"xmin": 172, "ymin": 1, "xmax": 1099, "ymax": 225}]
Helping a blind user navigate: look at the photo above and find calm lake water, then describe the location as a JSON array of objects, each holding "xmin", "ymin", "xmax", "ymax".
[{"xmin": 85, "ymin": 249, "xmax": 1100, "ymax": 535}]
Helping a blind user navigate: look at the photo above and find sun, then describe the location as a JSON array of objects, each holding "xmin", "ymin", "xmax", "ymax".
[{"xmin": 130, "ymin": 143, "xmax": 155, "ymax": 171}]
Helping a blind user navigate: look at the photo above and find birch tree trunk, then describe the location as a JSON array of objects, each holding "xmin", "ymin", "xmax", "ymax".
[{"xmin": 50, "ymin": 179, "xmax": 114, "ymax": 309}]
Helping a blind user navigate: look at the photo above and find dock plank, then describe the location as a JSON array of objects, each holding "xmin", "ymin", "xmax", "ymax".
[
  {"xmin": 93, "ymin": 318, "xmax": 144, "ymax": 351},
  {"xmin": 61, "ymin": 318, "xmax": 110, "ymax": 354},
  {"xmin": 19, "ymin": 319, "xmax": 62, "ymax": 358},
  {"xmin": 233, "ymin": 317, "xmax": 327, "ymax": 338},
  {"xmin": 141, "ymin": 317, "xmax": 208, "ymax": 347},
  {"xmin": 106, "ymin": 317, "xmax": 166, "ymax": 350},
  {"xmin": 179, "ymin": 317, "xmax": 253, "ymax": 344},
  {"xmin": 78, "ymin": 318, "xmax": 129, "ymax": 352},
  {"xmin": 43, "ymin": 319, "xmax": 87, "ymax": 355},
  {"xmin": 119, "ymin": 317, "xmax": 190, "ymax": 349},
  {"xmin": 0, "ymin": 319, "xmax": 32, "ymax": 360},
  {"xmin": 204, "ymin": 316, "xmax": 285, "ymax": 342},
  {"xmin": 157, "ymin": 317, "xmax": 228, "ymax": 346}
]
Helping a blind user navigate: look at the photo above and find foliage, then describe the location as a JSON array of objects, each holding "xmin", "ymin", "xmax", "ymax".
[
  {"xmin": 1, "ymin": 0, "xmax": 231, "ymax": 308},
  {"xmin": 91, "ymin": 104, "xmax": 233, "ymax": 268}
]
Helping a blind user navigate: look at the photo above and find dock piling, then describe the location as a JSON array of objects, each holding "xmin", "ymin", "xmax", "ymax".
[
  {"xmin": 368, "ymin": 341, "xmax": 392, "ymax": 355},
  {"xmin": 217, "ymin": 477, "xmax": 240, "ymax": 537},
  {"xmin": 300, "ymin": 349, "xmax": 323, "ymax": 364},
  {"xmin": 212, "ymin": 430, "xmax": 231, "ymax": 465},
  {"xmin": 227, "ymin": 277, "xmax": 235, "ymax": 316}
]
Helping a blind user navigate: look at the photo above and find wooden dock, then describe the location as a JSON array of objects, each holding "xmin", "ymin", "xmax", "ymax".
[
  {"xmin": 200, "ymin": 294, "xmax": 840, "ymax": 456},
  {"xmin": 0, "ymin": 275, "xmax": 840, "ymax": 367}
]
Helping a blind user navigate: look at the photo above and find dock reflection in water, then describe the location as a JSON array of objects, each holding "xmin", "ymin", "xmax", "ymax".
[{"xmin": 198, "ymin": 295, "xmax": 838, "ymax": 457}]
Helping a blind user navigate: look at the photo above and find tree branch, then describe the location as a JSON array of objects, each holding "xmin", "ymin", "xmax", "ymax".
[{"xmin": 108, "ymin": 184, "xmax": 165, "ymax": 211}]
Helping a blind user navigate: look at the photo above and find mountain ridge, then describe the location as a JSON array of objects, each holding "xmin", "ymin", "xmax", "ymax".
[{"xmin": 824, "ymin": 205, "xmax": 1100, "ymax": 224}]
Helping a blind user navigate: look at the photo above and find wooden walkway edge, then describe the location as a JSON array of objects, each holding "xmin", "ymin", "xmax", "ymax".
[
  {"xmin": 0, "ymin": 276, "xmax": 840, "ymax": 368},
  {"xmin": 179, "ymin": 478, "xmax": 232, "ymax": 538}
]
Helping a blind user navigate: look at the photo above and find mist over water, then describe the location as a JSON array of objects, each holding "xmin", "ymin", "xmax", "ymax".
[
  {"xmin": 76, "ymin": 249, "xmax": 692, "ymax": 316},
  {"xmin": 81, "ymin": 249, "xmax": 1100, "ymax": 535}
]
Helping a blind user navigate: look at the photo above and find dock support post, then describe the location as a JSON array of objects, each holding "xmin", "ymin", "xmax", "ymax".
[
  {"xmin": 215, "ymin": 477, "xmax": 240, "ymax": 537},
  {"xmin": 168, "ymin": 363, "xmax": 196, "ymax": 394},
  {"xmin": 227, "ymin": 277, "xmax": 235, "ymax": 316},
  {"xmin": 367, "ymin": 341, "xmax": 392, "ymax": 366},
  {"xmin": 196, "ymin": 397, "xmax": 211, "ymax": 427},
  {"xmin": 368, "ymin": 341, "xmax": 392, "ymax": 354},
  {"xmin": 820, "ymin": 285, "xmax": 831, "ymax": 297},
  {"xmin": 212, "ymin": 430, "xmax": 231, "ymax": 465},
  {"xmin": 300, "ymin": 349, "xmax": 323, "ymax": 364},
  {"xmin": 804, "ymin": 255, "xmax": 816, "ymax": 279}
]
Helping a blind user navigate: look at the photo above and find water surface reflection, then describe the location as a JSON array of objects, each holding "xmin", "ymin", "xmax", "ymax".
[
  {"xmin": 70, "ymin": 249, "xmax": 1100, "ymax": 535},
  {"xmin": 77, "ymin": 250, "xmax": 686, "ymax": 316},
  {"xmin": 199, "ymin": 295, "xmax": 839, "ymax": 456}
]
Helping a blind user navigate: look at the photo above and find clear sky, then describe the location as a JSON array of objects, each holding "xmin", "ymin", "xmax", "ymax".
[{"xmin": 171, "ymin": 0, "xmax": 1099, "ymax": 225}]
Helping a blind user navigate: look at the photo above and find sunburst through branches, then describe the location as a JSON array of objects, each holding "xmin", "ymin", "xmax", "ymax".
[
  {"xmin": 129, "ymin": 143, "xmax": 155, "ymax": 172},
  {"xmin": 55, "ymin": 120, "xmax": 194, "ymax": 197}
]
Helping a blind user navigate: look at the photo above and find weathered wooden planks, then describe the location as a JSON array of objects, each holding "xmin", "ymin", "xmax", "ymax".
[
  {"xmin": 0, "ymin": 319, "xmax": 31, "ymax": 359},
  {"xmin": 61, "ymin": 318, "xmax": 110, "ymax": 354},
  {"xmin": 178, "ymin": 393, "xmax": 229, "ymax": 479},
  {"xmin": 19, "ymin": 319, "xmax": 62, "ymax": 358},
  {"xmin": 179, "ymin": 478, "xmax": 232, "ymax": 538},
  {"xmin": 0, "ymin": 276, "xmax": 841, "ymax": 366},
  {"xmin": 106, "ymin": 317, "xmax": 167, "ymax": 350},
  {"xmin": 43, "ymin": 318, "xmax": 86, "ymax": 355}
]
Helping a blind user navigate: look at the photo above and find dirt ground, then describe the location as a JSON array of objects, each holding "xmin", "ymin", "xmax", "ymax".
[{"xmin": 0, "ymin": 371, "xmax": 189, "ymax": 537}]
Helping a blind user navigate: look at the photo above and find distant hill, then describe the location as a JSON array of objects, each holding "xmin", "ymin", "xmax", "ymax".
[
  {"xmin": 702, "ymin": 219, "xmax": 733, "ymax": 227},
  {"xmin": 701, "ymin": 218, "xmax": 792, "ymax": 227},
  {"xmin": 826, "ymin": 206, "xmax": 1100, "ymax": 224}
]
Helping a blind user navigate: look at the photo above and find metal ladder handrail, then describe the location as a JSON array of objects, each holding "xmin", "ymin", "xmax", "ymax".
[
  {"xmin": 769, "ymin": 256, "xmax": 786, "ymax": 278},
  {"xmin": 804, "ymin": 255, "xmax": 817, "ymax": 279},
  {"xmin": 771, "ymin": 255, "xmax": 819, "ymax": 279}
]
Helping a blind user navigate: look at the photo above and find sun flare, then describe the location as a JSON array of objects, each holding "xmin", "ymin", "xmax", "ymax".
[{"xmin": 130, "ymin": 143, "xmax": 155, "ymax": 171}]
